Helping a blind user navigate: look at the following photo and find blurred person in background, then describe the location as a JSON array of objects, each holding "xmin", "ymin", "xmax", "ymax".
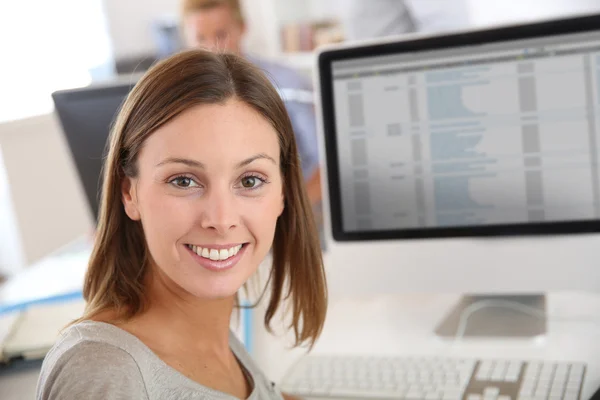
[
  {"xmin": 180, "ymin": 0, "xmax": 322, "ymax": 211},
  {"xmin": 343, "ymin": 0, "xmax": 470, "ymax": 41}
]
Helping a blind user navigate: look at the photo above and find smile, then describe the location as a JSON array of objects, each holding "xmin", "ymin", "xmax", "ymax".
[{"xmin": 185, "ymin": 244, "xmax": 243, "ymax": 261}]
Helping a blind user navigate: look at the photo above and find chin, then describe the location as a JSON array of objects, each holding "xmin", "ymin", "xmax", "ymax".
[{"xmin": 184, "ymin": 278, "xmax": 245, "ymax": 301}]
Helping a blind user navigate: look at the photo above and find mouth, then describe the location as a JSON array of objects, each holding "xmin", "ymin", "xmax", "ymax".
[
  {"xmin": 185, "ymin": 243, "xmax": 245, "ymax": 261},
  {"xmin": 185, "ymin": 243, "xmax": 249, "ymax": 272}
]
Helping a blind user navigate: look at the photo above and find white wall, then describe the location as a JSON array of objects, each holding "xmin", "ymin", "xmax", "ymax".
[
  {"xmin": 468, "ymin": 0, "xmax": 600, "ymax": 27},
  {"xmin": 0, "ymin": 114, "xmax": 93, "ymax": 267},
  {"xmin": 0, "ymin": 146, "xmax": 26, "ymax": 275},
  {"xmin": 102, "ymin": 0, "xmax": 179, "ymax": 59}
]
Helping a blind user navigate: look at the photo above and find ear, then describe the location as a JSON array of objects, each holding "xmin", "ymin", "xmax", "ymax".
[{"xmin": 122, "ymin": 176, "xmax": 141, "ymax": 221}]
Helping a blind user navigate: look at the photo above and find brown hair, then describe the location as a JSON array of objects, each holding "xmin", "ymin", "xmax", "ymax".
[
  {"xmin": 80, "ymin": 49, "xmax": 327, "ymax": 347},
  {"xmin": 181, "ymin": 0, "xmax": 244, "ymax": 24}
]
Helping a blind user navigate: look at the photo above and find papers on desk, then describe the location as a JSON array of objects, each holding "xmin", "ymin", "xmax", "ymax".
[
  {"xmin": 0, "ymin": 295, "xmax": 85, "ymax": 363},
  {"xmin": 0, "ymin": 239, "xmax": 89, "ymax": 364}
]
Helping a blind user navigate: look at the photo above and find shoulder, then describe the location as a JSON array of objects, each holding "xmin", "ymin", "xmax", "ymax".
[
  {"xmin": 229, "ymin": 332, "xmax": 284, "ymax": 398},
  {"xmin": 37, "ymin": 322, "xmax": 148, "ymax": 400}
]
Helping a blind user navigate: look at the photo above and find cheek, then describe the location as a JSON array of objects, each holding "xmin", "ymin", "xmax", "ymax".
[
  {"xmin": 245, "ymin": 193, "xmax": 283, "ymax": 236},
  {"xmin": 138, "ymin": 187, "xmax": 192, "ymax": 248}
]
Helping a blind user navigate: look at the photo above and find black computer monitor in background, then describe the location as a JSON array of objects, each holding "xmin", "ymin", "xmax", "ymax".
[{"xmin": 52, "ymin": 82, "xmax": 134, "ymax": 222}]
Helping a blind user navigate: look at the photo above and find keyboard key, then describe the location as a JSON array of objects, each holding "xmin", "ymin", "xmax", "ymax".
[
  {"xmin": 309, "ymin": 387, "xmax": 332, "ymax": 397},
  {"xmin": 331, "ymin": 389, "xmax": 400, "ymax": 399},
  {"xmin": 570, "ymin": 364, "xmax": 584, "ymax": 375},
  {"xmin": 407, "ymin": 390, "xmax": 424, "ymax": 400},
  {"xmin": 477, "ymin": 370, "xmax": 492, "ymax": 381},
  {"xmin": 497, "ymin": 396, "xmax": 511, "ymax": 400},
  {"xmin": 480, "ymin": 360, "xmax": 493, "ymax": 370},
  {"xmin": 519, "ymin": 387, "xmax": 534, "ymax": 397},
  {"xmin": 541, "ymin": 363, "xmax": 555, "ymax": 374},
  {"xmin": 565, "ymin": 388, "xmax": 580, "ymax": 397},
  {"xmin": 534, "ymin": 386, "xmax": 549, "ymax": 397},
  {"xmin": 426, "ymin": 392, "xmax": 442, "ymax": 400},
  {"xmin": 567, "ymin": 380, "xmax": 582, "ymax": 390},
  {"xmin": 443, "ymin": 393, "xmax": 463, "ymax": 400},
  {"xmin": 467, "ymin": 394, "xmax": 482, "ymax": 400},
  {"xmin": 525, "ymin": 363, "xmax": 540, "ymax": 376}
]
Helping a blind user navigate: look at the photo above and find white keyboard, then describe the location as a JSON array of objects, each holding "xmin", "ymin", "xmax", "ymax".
[{"xmin": 280, "ymin": 356, "xmax": 586, "ymax": 400}]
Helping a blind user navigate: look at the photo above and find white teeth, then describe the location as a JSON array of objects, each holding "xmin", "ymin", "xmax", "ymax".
[
  {"xmin": 218, "ymin": 249, "xmax": 228, "ymax": 260},
  {"xmin": 188, "ymin": 244, "xmax": 244, "ymax": 261}
]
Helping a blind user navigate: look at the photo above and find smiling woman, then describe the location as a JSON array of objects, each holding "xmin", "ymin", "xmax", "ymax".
[{"xmin": 36, "ymin": 49, "xmax": 327, "ymax": 400}]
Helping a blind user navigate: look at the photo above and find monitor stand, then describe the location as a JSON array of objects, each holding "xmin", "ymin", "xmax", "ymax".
[{"xmin": 434, "ymin": 294, "xmax": 546, "ymax": 338}]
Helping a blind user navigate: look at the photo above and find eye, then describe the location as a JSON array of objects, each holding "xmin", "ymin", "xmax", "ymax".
[
  {"xmin": 169, "ymin": 176, "xmax": 199, "ymax": 189},
  {"xmin": 240, "ymin": 174, "xmax": 267, "ymax": 190}
]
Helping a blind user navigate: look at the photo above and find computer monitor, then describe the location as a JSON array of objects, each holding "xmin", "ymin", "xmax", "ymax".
[
  {"xmin": 316, "ymin": 14, "xmax": 600, "ymax": 336},
  {"xmin": 52, "ymin": 80, "xmax": 135, "ymax": 222}
]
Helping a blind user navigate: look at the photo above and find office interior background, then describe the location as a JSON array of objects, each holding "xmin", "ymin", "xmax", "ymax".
[
  {"xmin": 3, "ymin": 0, "xmax": 600, "ymax": 398},
  {"xmin": 2, "ymin": 0, "xmax": 600, "ymax": 277}
]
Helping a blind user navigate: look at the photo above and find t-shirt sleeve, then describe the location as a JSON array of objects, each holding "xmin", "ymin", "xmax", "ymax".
[{"xmin": 37, "ymin": 341, "xmax": 149, "ymax": 400}]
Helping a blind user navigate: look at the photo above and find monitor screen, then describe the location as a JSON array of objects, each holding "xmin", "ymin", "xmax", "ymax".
[
  {"xmin": 52, "ymin": 83, "xmax": 133, "ymax": 222},
  {"xmin": 320, "ymin": 15, "xmax": 600, "ymax": 240}
]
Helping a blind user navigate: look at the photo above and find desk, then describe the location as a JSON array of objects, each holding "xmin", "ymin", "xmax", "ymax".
[
  {"xmin": 252, "ymin": 291, "xmax": 600, "ymax": 400},
  {"xmin": 0, "ymin": 237, "xmax": 90, "ymax": 308},
  {"xmin": 1, "ymin": 244, "xmax": 599, "ymax": 399},
  {"xmin": 0, "ymin": 239, "xmax": 89, "ymax": 399}
]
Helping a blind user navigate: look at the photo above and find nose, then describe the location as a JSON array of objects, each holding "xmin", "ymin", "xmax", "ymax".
[{"xmin": 199, "ymin": 186, "xmax": 239, "ymax": 235}]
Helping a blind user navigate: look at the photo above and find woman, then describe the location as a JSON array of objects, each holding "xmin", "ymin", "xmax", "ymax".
[{"xmin": 37, "ymin": 49, "xmax": 327, "ymax": 399}]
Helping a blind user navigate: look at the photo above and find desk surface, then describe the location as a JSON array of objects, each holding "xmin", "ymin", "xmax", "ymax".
[
  {"xmin": 1, "ymin": 245, "xmax": 599, "ymax": 399},
  {"xmin": 252, "ymin": 291, "xmax": 600, "ymax": 400}
]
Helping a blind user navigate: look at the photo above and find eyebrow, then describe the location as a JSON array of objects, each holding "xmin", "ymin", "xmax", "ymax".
[
  {"xmin": 155, "ymin": 153, "xmax": 277, "ymax": 169},
  {"xmin": 236, "ymin": 153, "xmax": 277, "ymax": 168}
]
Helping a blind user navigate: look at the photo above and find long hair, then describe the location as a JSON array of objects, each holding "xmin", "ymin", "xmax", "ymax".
[{"xmin": 81, "ymin": 49, "xmax": 327, "ymax": 347}]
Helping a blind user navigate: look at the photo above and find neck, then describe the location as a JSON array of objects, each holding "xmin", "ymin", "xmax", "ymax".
[{"xmin": 131, "ymin": 266, "xmax": 236, "ymax": 355}]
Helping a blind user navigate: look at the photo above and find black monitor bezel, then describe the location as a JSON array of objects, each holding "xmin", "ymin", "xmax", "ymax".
[
  {"xmin": 318, "ymin": 13, "xmax": 600, "ymax": 242},
  {"xmin": 52, "ymin": 82, "xmax": 134, "ymax": 222}
]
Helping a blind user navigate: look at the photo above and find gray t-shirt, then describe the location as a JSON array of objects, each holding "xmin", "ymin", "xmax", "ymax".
[{"xmin": 36, "ymin": 321, "xmax": 285, "ymax": 400}]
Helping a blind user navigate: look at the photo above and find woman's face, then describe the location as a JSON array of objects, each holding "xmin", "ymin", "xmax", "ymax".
[{"xmin": 122, "ymin": 99, "xmax": 284, "ymax": 300}]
